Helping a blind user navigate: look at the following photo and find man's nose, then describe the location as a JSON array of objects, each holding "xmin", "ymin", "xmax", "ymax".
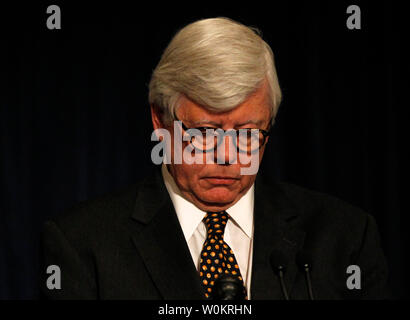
[{"xmin": 215, "ymin": 133, "xmax": 237, "ymax": 165}]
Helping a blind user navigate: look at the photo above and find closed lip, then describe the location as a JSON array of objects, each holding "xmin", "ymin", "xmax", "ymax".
[
  {"xmin": 204, "ymin": 176, "xmax": 239, "ymax": 180},
  {"xmin": 202, "ymin": 176, "xmax": 240, "ymax": 185}
]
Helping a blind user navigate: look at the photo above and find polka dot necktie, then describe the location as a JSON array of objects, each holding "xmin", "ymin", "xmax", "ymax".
[{"xmin": 198, "ymin": 211, "xmax": 247, "ymax": 299}]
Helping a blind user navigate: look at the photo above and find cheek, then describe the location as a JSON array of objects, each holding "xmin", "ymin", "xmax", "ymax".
[
  {"xmin": 237, "ymin": 175, "xmax": 255, "ymax": 192},
  {"xmin": 172, "ymin": 163, "xmax": 204, "ymax": 189}
]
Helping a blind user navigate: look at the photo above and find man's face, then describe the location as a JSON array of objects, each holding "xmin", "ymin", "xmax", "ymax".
[{"xmin": 151, "ymin": 82, "xmax": 271, "ymax": 212}]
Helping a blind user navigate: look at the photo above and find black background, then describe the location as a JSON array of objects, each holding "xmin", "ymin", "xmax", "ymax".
[{"xmin": 0, "ymin": 1, "xmax": 406, "ymax": 299}]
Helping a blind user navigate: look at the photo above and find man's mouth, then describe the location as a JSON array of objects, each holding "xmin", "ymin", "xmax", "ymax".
[{"xmin": 202, "ymin": 176, "xmax": 240, "ymax": 185}]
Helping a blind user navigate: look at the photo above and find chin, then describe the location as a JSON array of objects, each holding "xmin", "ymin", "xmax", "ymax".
[{"xmin": 194, "ymin": 188, "xmax": 238, "ymax": 209}]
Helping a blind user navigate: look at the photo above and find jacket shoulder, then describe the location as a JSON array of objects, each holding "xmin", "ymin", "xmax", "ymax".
[
  {"xmin": 270, "ymin": 181, "xmax": 374, "ymax": 247},
  {"xmin": 43, "ymin": 182, "xmax": 141, "ymax": 249},
  {"xmin": 277, "ymin": 181, "xmax": 370, "ymax": 222}
]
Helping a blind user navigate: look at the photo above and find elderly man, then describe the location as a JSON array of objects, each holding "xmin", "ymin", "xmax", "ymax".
[{"xmin": 41, "ymin": 17, "xmax": 390, "ymax": 300}]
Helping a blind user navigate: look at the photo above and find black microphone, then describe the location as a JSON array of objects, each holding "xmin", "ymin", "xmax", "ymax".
[
  {"xmin": 270, "ymin": 250, "xmax": 290, "ymax": 300},
  {"xmin": 212, "ymin": 274, "xmax": 246, "ymax": 300},
  {"xmin": 296, "ymin": 251, "xmax": 314, "ymax": 300}
]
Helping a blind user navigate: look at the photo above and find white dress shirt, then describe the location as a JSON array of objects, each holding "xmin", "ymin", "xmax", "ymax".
[{"xmin": 161, "ymin": 164, "xmax": 254, "ymax": 298}]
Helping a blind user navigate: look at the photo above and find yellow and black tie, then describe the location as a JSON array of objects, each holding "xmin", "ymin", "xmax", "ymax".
[{"xmin": 198, "ymin": 211, "xmax": 247, "ymax": 299}]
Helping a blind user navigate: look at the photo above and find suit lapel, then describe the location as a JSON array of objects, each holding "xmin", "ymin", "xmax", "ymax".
[
  {"xmin": 251, "ymin": 179, "xmax": 306, "ymax": 300},
  {"xmin": 130, "ymin": 170, "xmax": 205, "ymax": 300}
]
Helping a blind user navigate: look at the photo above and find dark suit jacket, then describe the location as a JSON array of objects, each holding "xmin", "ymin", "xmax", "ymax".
[{"xmin": 40, "ymin": 169, "xmax": 391, "ymax": 299}]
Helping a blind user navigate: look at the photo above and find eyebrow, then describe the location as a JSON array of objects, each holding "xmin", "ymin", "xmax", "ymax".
[
  {"xmin": 236, "ymin": 119, "xmax": 265, "ymax": 127},
  {"xmin": 189, "ymin": 119, "xmax": 265, "ymax": 127},
  {"xmin": 190, "ymin": 120, "xmax": 221, "ymax": 126}
]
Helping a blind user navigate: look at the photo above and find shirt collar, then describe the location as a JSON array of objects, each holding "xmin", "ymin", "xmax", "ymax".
[
  {"xmin": 162, "ymin": 164, "xmax": 206, "ymax": 242},
  {"xmin": 226, "ymin": 184, "xmax": 254, "ymax": 238}
]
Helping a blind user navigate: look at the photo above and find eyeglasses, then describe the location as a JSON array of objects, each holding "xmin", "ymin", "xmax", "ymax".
[{"xmin": 174, "ymin": 114, "xmax": 272, "ymax": 154}]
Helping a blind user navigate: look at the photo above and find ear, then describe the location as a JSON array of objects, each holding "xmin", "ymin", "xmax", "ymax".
[{"xmin": 150, "ymin": 104, "xmax": 165, "ymax": 131}]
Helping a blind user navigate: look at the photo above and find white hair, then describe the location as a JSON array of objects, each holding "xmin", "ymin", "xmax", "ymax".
[{"xmin": 148, "ymin": 17, "xmax": 282, "ymax": 124}]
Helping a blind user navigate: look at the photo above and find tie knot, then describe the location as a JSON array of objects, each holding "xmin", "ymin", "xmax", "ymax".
[{"xmin": 204, "ymin": 212, "xmax": 228, "ymax": 236}]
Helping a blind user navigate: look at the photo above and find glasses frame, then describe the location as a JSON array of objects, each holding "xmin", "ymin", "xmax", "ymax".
[{"xmin": 173, "ymin": 114, "xmax": 273, "ymax": 154}]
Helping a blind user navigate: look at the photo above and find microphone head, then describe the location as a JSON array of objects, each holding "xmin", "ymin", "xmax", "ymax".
[
  {"xmin": 296, "ymin": 250, "xmax": 313, "ymax": 270},
  {"xmin": 270, "ymin": 250, "xmax": 288, "ymax": 274},
  {"xmin": 212, "ymin": 274, "xmax": 246, "ymax": 300}
]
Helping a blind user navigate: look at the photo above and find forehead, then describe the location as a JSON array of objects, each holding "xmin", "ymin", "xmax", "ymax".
[{"xmin": 177, "ymin": 83, "xmax": 271, "ymax": 125}]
